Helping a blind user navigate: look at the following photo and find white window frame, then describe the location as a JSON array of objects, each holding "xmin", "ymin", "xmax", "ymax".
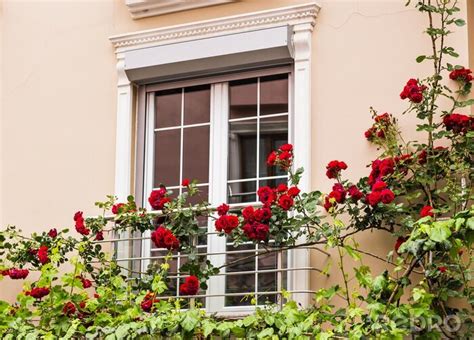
[{"xmin": 110, "ymin": 2, "xmax": 320, "ymax": 310}]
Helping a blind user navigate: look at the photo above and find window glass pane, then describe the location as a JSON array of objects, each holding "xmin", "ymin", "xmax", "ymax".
[
  {"xmin": 228, "ymin": 180, "xmax": 256, "ymax": 204},
  {"xmin": 226, "ymin": 243, "xmax": 256, "ymax": 306},
  {"xmin": 259, "ymin": 115, "xmax": 288, "ymax": 178},
  {"xmin": 184, "ymin": 85, "xmax": 210, "ymax": 125},
  {"xmin": 183, "ymin": 186, "xmax": 209, "ymax": 206},
  {"xmin": 154, "ymin": 129, "xmax": 180, "ymax": 187},
  {"xmin": 155, "ymin": 89, "xmax": 182, "ymax": 128},
  {"xmin": 260, "ymin": 74, "xmax": 289, "ymax": 115},
  {"xmin": 229, "ymin": 78, "xmax": 257, "ymax": 119},
  {"xmin": 259, "ymin": 178, "xmax": 287, "ymax": 190},
  {"xmin": 183, "ymin": 126, "xmax": 210, "ymax": 184},
  {"xmin": 228, "ymin": 119, "xmax": 257, "ymax": 181}
]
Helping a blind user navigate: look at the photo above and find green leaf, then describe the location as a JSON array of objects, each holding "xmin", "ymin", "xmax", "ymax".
[
  {"xmin": 429, "ymin": 222, "xmax": 452, "ymax": 242},
  {"xmin": 181, "ymin": 312, "xmax": 199, "ymax": 332},
  {"xmin": 454, "ymin": 18, "xmax": 466, "ymax": 26},
  {"xmin": 202, "ymin": 320, "xmax": 216, "ymax": 338},
  {"xmin": 416, "ymin": 55, "xmax": 426, "ymax": 63},
  {"xmin": 344, "ymin": 245, "xmax": 361, "ymax": 261},
  {"xmin": 258, "ymin": 328, "xmax": 274, "ymax": 339}
]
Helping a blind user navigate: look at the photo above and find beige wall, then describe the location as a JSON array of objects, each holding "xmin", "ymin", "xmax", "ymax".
[{"xmin": 0, "ymin": 0, "xmax": 469, "ymax": 302}]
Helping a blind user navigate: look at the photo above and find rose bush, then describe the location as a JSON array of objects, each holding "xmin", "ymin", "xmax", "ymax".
[{"xmin": 0, "ymin": 1, "xmax": 472, "ymax": 338}]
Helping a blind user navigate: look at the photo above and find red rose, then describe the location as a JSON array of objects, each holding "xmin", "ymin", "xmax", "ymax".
[
  {"xmin": 181, "ymin": 178, "xmax": 190, "ymax": 187},
  {"xmin": 420, "ymin": 205, "xmax": 434, "ymax": 218},
  {"xmin": 140, "ymin": 293, "xmax": 159, "ymax": 312},
  {"xmin": 279, "ymin": 151, "xmax": 292, "ymax": 161},
  {"xmin": 257, "ymin": 186, "xmax": 275, "ymax": 205},
  {"xmin": 254, "ymin": 207, "xmax": 272, "ymax": 222},
  {"xmin": 47, "ymin": 228, "xmax": 57, "ymax": 238},
  {"xmin": 79, "ymin": 301, "xmax": 87, "ymax": 309},
  {"xmin": 276, "ymin": 183, "xmax": 288, "ymax": 193},
  {"xmin": 151, "ymin": 226, "xmax": 180, "ymax": 250},
  {"xmin": 81, "ymin": 277, "xmax": 92, "ymax": 289},
  {"xmin": 328, "ymin": 184, "xmax": 346, "ymax": 204},
  {"xmin": 348, "ymin": 185, "xmax": 363, "ymax": 201},
  {"xmin": 266, "ymin": 151, "xmax": 277, "ymax": 166},
  {"xmin": 279, "ymin": 144, "xmax": 293, "ymax": 152},
  {"xmin": 215, "ymin": 215, "xmax": 239, "ymax": 234},
  {"xmin": 394, "ymin": 236, "xmax": 408, "ymax": 254},
  {"xmin": 443, "ymin": 113, "xmax": 472, "ymax": 134},
  {"xmin": 243, "ymin": 222, "xmax": 269, "ymax": 241},
  {"xmin": 323, "ymin": 197, "xmax": 334, "ymax": 212},
  {"xmin": 288, "ymin": 186, "xmax": 300, "ymax": 197},
  {"xmin": 37, "ymin": 245, "xmax": 49, "ymax": 264},
  {"xmin": 74, "ymin": 211, "xmax": 90, "ymax": 236},
  {"xmin": 112, "ymin": 203, "xmax": 125, "ymax": 214},
  {"xmin": 371, "ymin": 181, "xmax": 387, "ymax": 192},
  {"xmin": 94, "ymin": 231, "xmax": 104, "ymax": 241},
  {"xmin": 217, "ymin": 203, "xmax": 230, "ymax": 216},
  {"xmin": 63, "ymin": 302, "xmax": 76, "ymax": 316},
  {"xmin": 380, "ymin": 189, "xmax": 395, "ymax": 204},
  {"xmin": 180, "ymin": 275, "xmax": 199, "ymax": 296},
  {"xmin": 8, "ymin": 268, "xmax": 29, "ymax": 279},
  {"xmin": 94, "ymin": 293, "xmax": 100, "ymax": 299},
  {"xmin": 148, "ymin": 188, "xmax": 170, "ymax": 210},
  {"xmin": 326, "ymin": 160, "xmax": 347, "ymax": 179},
  {"xmin": 242, "ymin": 206, "xmax": 255, "ymax": 222},
  {"xmin": 449, "ymin": 67, "xmax": 473, "ymax": 83},
  {"xmin": 438, "ymin": 266, "xmax": 447, "ymax": 273},
  {"xmin": 26, "ymin": 287, "xmax": 50, "ymax": 299},
  {"xmin": 366, "ymin": 191, "xmax": 381, "ymax": 206},
  {"xmin": 418, "ymin": 150, "xmax": 427, "ymax": 164},
  {"xmin": 278, "ymin": 195, "xmax": 294, "ymax": 210},
  {"xmin": 365, "ymin": 127, "xmax": 375, "ymax": 140}
]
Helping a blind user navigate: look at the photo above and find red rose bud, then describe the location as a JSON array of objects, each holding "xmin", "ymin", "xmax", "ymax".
[
  {"xmin": 216, "ymin": 203, "xmax": 230, "ymax": 216},
  {"xmin": 394, "ymin": 236, "xmax": 408, "ymax": 254},
  {"xmin": 438, "ymin": 266, "xmax": 447, "ymax": 273},
  {"xmin": 81, "ymin": 277, "xmax": 92, "ymax": 289},
  {"xmin": 325, "ymin": 160, "xmax": 348, "ymax": 179},
  {"xmin": 111, "ymin": 203, "xmax": 125, "ymax": 214},
  {"xmin": 266, "ymin": 151, "xmax": 277, "ymax": 166},
  {"xmin": 279, "ymin": 144, "xmax": 293, "ymax": 152},
  {"xmin": 215, "ymin": 215, "xmax": 239, "ymax": 234},
  {"xmin": 25, "ymin": 287, "xmax": 50, "ymax": 299},
  {"xmin": 181, "ymin": 178, "xmax": 190, "ymax": 187},
  {"xmin": 47, "ymin": 228, "xmax": 57, "ymax": 238},
  {"xmin": 449, "ymin": 67, "xmax": 473, "ymax": 83},
  {"xmin": 63, "ymin": 302, "xmax": 76, "ymax": 316},
  {"xmin": 180, "ymin": 275, "xmax": 200, "ymax": 296},
  {"xmin": 79, "ymin": 301, "xmax": 87, "ymax": 309},
  {"xmin": 420, "ymin": 205, "xmax": 434, "ymax": 218},
  {"xmin": 37, "ymin": 245, "xmax": 49, "ymax": 264},
  {"xmin": 74, "ymin": 211, "xmax": 90, "ymax": 236},
  {"xmin": 94, "ymin": 231, "xmax": 104, "ymax": 241}
]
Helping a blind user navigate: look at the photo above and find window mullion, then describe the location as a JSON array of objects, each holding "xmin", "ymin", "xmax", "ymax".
[{"xmin": 207, "ymin": 82, "xmax": 229, "ymax": 312}]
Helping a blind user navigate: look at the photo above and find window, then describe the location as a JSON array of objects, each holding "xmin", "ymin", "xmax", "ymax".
[{"xmin": 139, "ymin": 68, "xmax": 291, "ymax": 312}]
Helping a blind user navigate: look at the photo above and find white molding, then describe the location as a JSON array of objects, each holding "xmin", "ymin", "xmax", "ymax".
[
  {"xmin": 110, "ymin": 2, "xmax": 320, "ymax": 52},
  {"xmin": 125, "ymin": 0, "xmax": 236, "ymax": 20},
  {"xmin": 111, "ymin": 1, "xmax": 320, "ymax": 310}
]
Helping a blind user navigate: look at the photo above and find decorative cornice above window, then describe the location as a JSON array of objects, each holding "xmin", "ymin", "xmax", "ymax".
[
  {"xmin": 125, "ymin": 0, "xmax": 237, "ymax": 19},
  {"xmin": 111, "ymin": 2, "xmax": 320, "ymax": 51}
]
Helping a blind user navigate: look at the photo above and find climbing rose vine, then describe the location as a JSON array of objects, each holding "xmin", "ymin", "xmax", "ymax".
[{"xmin": 0, "ymin": 1, "xmax": 472, "ymax": 338}]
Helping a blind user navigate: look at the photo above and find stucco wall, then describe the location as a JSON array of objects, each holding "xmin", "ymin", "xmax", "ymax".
[{"xmin": 0, "ymin": 0, "xmax": 469, "ymax": 303}]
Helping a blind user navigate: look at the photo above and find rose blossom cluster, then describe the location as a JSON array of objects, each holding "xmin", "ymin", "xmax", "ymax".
[
  {"xmin": 148, "ymin": 187, "xmax": 172, "ymax": 210},
  {"xmin": 417, "ymin": 146, "xmax": 447, "ymax": 165},
  {"xmin": 366, "ymin": 180, "xmax": 395, "ymax": 206},
  {"xmin": 151, "ymin": 226, "xmax": 180, "ymax": 251},
  {"xmin": 179, "ymin": 275, "xmax": 199, "ymax": 296},
  {"xmin": 215, "ymin": 204, "xmax": 239, "ymax": 234},
  {"xmin": 25, "ymin": 287, "xmax": 50, "ymax": 299},
  {"xmin": 368, "ymin": 158, "xmax": 395, "ymax": 186},
  {"xmin": 74, "ymin": 211, "xmax": 90, "ymax": 236},
  {"xmin": 241, "ymin": 205, "xmax": 272, "ymax": 241},
  {"xmin": 325, "ymin": 160, "xmax": 347, "ymax": 179},
  {"xmin": 449, "ymin": 67, "xmax": 473, "ymax": 83},
  {"xmin": 443, "ymin": 113, "xmax": 473, "ymax": 135},
  {"xmin": 1, "ymin": 268, "xmax": 29, "ymax": 279},
  {"xmin": 76, "ymin": 275, "xmax": 92, "ymax": 289},
  {"xmin": 37, "ymin": 245, "xmax": 49, "ymax": 264},
  {"xmin": 141, "ymin": 292, "xmax": 160, "ymax": 312},
  {"xmin": 364, "ymin": 113, "xmax": 393, "ymax": 141},
  {"xmin": 400, "ymin": 78, "xmax": 426, "ymax": 103},
  {"xmin": 323, "ymin": 181, "xmax": 363, "ymax": 212},
  {"xmin": 266, "ymin": 143, "xmax": 293, "ymax": 170}
]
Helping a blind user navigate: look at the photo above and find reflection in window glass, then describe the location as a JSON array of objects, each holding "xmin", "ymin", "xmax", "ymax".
[
  {"xmin": 229, "ymin": 78, "xmax": 258, "ymax": 119},
  {"xmin": 155, "ymin": 88, "xmax": 182, "ymax": 128},
  {"xmin": 154, "ymin": 129, "xmax": 180, "ymax": 187},
  {"xmin": 260, "ymin": 74, "xmax": 288, "ymax": 115}
]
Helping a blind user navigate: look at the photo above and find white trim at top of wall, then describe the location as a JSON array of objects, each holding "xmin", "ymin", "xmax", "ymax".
[{"xmin": 110, "ymin": 2, "xmax": 320, "ymax": 52}]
